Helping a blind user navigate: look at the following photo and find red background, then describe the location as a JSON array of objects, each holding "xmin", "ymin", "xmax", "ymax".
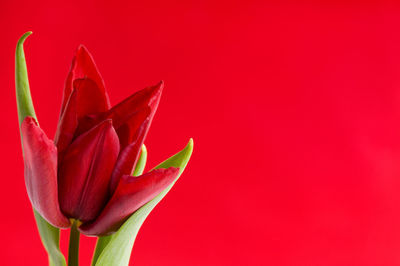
[{"xmin": 2, "ymin": 1, "xmax": 400, "ymax": 265}]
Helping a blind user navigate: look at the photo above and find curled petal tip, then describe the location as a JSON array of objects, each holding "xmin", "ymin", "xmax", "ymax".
[
  {"xmin": 77, "ymin": 44, "xmax": 88, "ymax": 52},
  {"xmin": 151, "ymin": 80, "xmax": 164, "ymax": 100},
  {"xmin": 157, "ymin": 80, "xmax": 164, "ymax": 90}
]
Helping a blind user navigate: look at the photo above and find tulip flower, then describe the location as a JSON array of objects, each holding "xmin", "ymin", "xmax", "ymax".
[
  {"xmin": 16, "ymin": 33, "xmax": 193, "ymax": 266},
  {"xmin": 21, "ymin": 43, "xmax": 183, "ymax": 237}
]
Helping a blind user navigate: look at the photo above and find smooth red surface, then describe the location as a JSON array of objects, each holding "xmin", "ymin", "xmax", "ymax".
[
  {"xmin": 22, "ymin": 117, "xmax": 70, "ymax": 228},
  {"xmin": 2, "ymin": 1, "xmax": 400, "ymax": 265}
]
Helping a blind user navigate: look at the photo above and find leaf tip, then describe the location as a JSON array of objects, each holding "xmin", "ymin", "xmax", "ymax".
[
  {"xmin": 17, "ymin": 31, "xmax": 33, "ymax": 47},
  {"xmin": 188, "ymin": 137, "xmax": 194, "ymax": 147},
  {"xmin": 184, "ymin": 138, "xmax": 194, "ymax": 157},
  {"xmin": 141, "ymin": 144, "xmax": 147, "ymax": 154}
]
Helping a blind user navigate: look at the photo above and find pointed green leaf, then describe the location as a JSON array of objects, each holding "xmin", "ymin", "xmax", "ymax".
[
  {"xmin": 16, "ymin": 31, "xmax": 36, "ymax": 126},
  {"xmin": 16, "ymin": 32, "xmax": 66, "ymax": 266},
  {"xmin": 91, "ymin": 145, "xmax": 148, "ymax": 266},
  {"xmin": 95, "ymin": 139, "xmax": 193, "ymax": 266},
  {"xmin": 34, "ymin": 211, "xmax": 66, "ymax": 266},
  {"xmin": 132, "ymin": 145, "xmax": 147, "ymax": 177},
  {"xmin": 91, "ymin": 235, "xmax": 112, "ymax": 266}
]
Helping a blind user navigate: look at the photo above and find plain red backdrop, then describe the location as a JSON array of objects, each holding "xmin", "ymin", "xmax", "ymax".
[{"xmin": 2, "ymin": 0, "xmax": 400, "ymax": 265}]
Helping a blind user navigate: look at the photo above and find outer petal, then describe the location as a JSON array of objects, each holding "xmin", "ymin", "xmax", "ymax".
[
  {"xmin": 58, "ymin": 119, "xmax": 120, "ymax": 223},
  {"xmin": 107, "ymin": 81, "xmax": 163, "ymax": 145},
  {"xmin": 108, "ymin": 108, "xmax": 150, "ymax": 192},
  {"xmin": 22, "ymin": 117, "xmax": 70, "ymax": 228},
  {"xmin": 79, "ymin": 167, "xmax": 179, "ymax": 236},
  {"xmin": 107, "ymin": 82, "xmax": 163, "ymax": 192},
  {"xmin": 55, "ymin": 78, "xmax": 110, "ymax": 158},
  {"xmin": 61, "ymin": 45, "xmax": 110, "ymax": 115}
]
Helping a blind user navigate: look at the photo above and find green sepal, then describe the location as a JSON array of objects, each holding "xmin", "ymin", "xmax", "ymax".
[
  {"xmin": 16, "ymin": 32, "xmax": 66, "ymax": 266},
  {"xmin": 94, "ymin": 139, "xmax": 193, "ymax": 266}
]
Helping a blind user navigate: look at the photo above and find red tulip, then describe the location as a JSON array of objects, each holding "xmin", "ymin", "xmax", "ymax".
[{"xmin": 21, "ymin": 46, "xmax": 179, "ymax": 236}]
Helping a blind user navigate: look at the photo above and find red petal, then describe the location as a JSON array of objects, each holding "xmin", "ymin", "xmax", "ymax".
[
  {"xmin": 73, "ymin": 82, "xmax": 163, "ymax": 192},
  {"xmin": 74, "ymin": 81, "xmax": 163, "ymax": 141},
  {"xmin": 58, "ymin": 119, "xmax": 120, "ymax": 223},
  {"xmin": 73, "ymin": 78, "xmax": 110, "ymax": 118},
  {"xmin": 107, "ymin": 81, "xmax": 163, "ymax": 142},
  {"xmin": 55, "ymin": 78, "xmax": 110, "ymax": 158},
  {"xmin": 21, "ymin": 117, "xmax": 70, "ymax": 228},
  {"xmin": 54, "ymin": 89, "xmax": 78, "ymax": 159},
  {"xmin": 107, "ymin": 82, "xmax": 163, "ymax": 191},
  {"xmin": 108, "ymin": 108, "xmax": 150, "ymax": 192},
  {"xmin": 79, "ymin": 167, "xmax": 179, "ymax": 236},
  {"xmin": 113, "ymin": 107, "xmax": 151, "ymax": 148},
  {"xmin": 61, "ymin": 45, "xmax": 110, "ymax": 115}
]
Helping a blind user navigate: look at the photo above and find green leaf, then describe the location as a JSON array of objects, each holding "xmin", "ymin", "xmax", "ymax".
[
  {"xmin": 91, "ymin": 235, "xmax": 112, "ymax": 266},
  {"xmin": 16, "ymin": 31, "xmax": 36, "ymax": 126},
  {"xmin": 95, "ymin": 139, "xmax": 193, "ymax": 266},
  {"xmin": 16, "ymin": 32, "xmax": 66, "ymax": 266},
  {"xmin": 132, "ymin": 145, "xmax": 147, "ymax": 177},
  {"xmin": 91, "ymin": 145, "xmax": 148, "ymax": 266},
  {"xmin": 34, "ymin": 211, "xmax": 66, "ymax": 266}
]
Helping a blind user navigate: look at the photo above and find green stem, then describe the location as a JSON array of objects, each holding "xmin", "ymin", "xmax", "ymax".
[{"xmin": 68, "ymin": 220, "xmax": 80, "ymax": 266}]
